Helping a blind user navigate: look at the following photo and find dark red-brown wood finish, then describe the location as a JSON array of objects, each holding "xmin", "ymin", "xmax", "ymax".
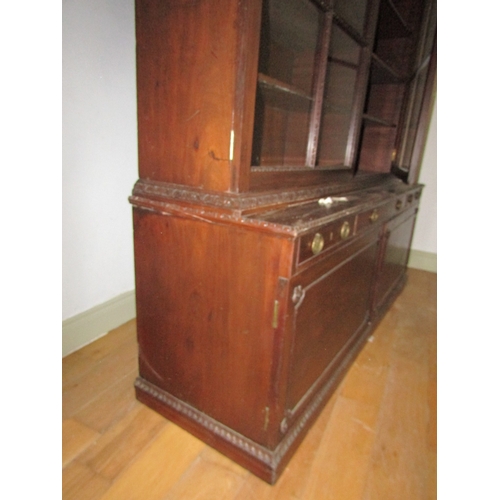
[{"xmin": 131, "ymin": 0, "xmax": 436, "ymax": 485}]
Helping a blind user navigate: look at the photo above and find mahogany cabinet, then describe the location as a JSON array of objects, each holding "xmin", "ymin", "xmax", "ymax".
[{"xmin": 130, "ymin": 0, "xmax": 436, "ymax": 484}]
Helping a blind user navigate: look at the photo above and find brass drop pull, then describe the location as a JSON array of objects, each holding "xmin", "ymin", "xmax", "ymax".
[
  {"xmin": 340, "ymin": 221, "xmax": 350, "ymax": 240},
  {"xmin": 292, "ymin": 285, "xmax": 306, "ymax": 308},
  {"xmin": 311, "ymin": 233, "xmax": 324, "ymax": 255},
  {"xmin": 407, "ymin": 194, "xmax": 413, "ymax": 203},
  {"xmin": 395, "ymin": 199, "xmax": 403, "ymax": 210},
  {"xmin": 369, "ymin": 210, "xmax": 379, "ymax": 223}
]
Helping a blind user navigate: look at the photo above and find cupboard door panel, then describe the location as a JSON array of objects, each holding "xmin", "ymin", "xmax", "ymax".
[
  {"xmin": 286, "ymin": 239, "xmax": 378, "ymax": 412},
  {"xmin": 375, "ymin": 209, "xmax": 416, "ymax": 309}
]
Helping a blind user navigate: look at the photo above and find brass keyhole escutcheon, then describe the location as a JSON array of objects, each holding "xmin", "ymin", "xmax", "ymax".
[
  {"xmin": 311, "ymin": 233, "xmax": 324, "ymax": 255},
  {"xmin": 395, "ymin": 199, "xmax": 403, "ymax": 210},
  {"xmin": 340, "ymin": 221, "xmax": 350, "ymax": 240},
  {"xmin": 369, "ymin": 210, "xmax": 379, "ymax": 223}
]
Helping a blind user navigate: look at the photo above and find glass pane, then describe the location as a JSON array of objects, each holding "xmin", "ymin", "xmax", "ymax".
[
  {"xmin": 357, "ymin": 124, "xmax": 397, "ymax": 172},
  {"xmin": 390, "ymin": 0, "xmax": 422, "ymax": 29},
  {"xmin": 400, "ymin": 68, "xmax": 428, "ymax": 168},
  {"xmin": 252, "ymin": 0, "xmax": 322, "ymax": 167},
  {"xmin": 333, "ymin": 0, "xmax": 368, "ymax": 34},
  {"xmin": 365, "ymin": 81, "xmax": 405, "ymax": 125},
  {"xmin": 418, "ymin": 0, "xmax": 436, "ymax": 65},
  {"xmin": 252, "ymin": 85, "xmax": 312, "ymax": 167},
  {"xmin": 259, "ymin": 0, "xmax": 321, "ymax": 96},
  {"xmin": 329, "ymin": 24, "xmax": 361, "ymax": 65},
  {"xmin": 316, "ymin": 26, "xmax": 361, "ymax": 168},
  {"xmin": 316, "ymin": 63, "xmax": 358, "ymax": 167}
]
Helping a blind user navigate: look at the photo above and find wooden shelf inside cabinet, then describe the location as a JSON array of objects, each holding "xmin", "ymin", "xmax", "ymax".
[
  {"xmin": 258, "ymin": 73, "xmax": 314, "ymax": 112},
  {"xmin": 363, "ymin": 114, "xmax": 397, "ymax": 127},
  {"xmin": 323, "ymin": 99, "xmax": 355, "ymax": 116},
  {"xmin": 331, "ymin": 11, "xmax": 367, "ymax": 47},
  {"xmin": 376, "ymin": 0, "xmax": 413, "ymax": 39},
  {"xmin": 370, "ymin": 54, "xmax": 406, "ymax": 83}
]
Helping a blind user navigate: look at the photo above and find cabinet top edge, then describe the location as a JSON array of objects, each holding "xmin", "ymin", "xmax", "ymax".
[
  {"xmin": 131, "ymin": 174, "xmax": 420, "ymax": 212},
  {"xmin": 130, "ymin": 176, "xmax": 423, "ymax": 233}
]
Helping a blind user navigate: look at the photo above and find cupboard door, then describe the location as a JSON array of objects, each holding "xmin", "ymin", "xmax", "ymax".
[
  {"xmin": 374, "ymin": 208, "xmax": 417, "ymax": 310},
  {"xmin": 286, "ymin": 237, "xmax": 378, "ymax": 413},
  {"xmin": 357, "ymin": 0, "xmax": 436, "ymax": 177}
]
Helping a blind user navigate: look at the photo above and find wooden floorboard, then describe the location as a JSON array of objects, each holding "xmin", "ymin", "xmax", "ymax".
[{"xmin": 62, "ymin": 269, "xmax": 437, "ymax": 499}]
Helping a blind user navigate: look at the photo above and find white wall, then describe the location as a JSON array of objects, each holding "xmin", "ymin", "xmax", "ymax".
[
  {"xmin": 62, "ymin": 0, "xmax": 137, "ymax": 321},
  {"xmin": 412, "ymin": 99, "xmax": 437, "ymax": 255}
]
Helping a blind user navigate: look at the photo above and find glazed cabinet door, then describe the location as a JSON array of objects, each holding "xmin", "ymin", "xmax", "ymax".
[
  {"xmin": 393, "ymin": 0, "xmax": 436, "ymax": 183},
  {"xmin": 285, "ymin": 231, "xmax": 379, "ymax": 417},
  {"xmin": 251, "ymin": 0, "xmax": 323, "ymax": 168},
  {"xmin": 251, "ymin": 0, "xmax": 373, "ymax": 171},
  {"xmin": 356, "ymin": 0, "xmax": 436, "ymax": 176}
]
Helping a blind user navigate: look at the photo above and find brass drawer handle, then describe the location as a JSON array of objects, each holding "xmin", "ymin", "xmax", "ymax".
[
  {"xmin": 369, "ymin": 210, "xmax": 379, "ymax": 223},
  {"xmin": 395, "ymin": 199, "xmax": 403, "ymax": 210},
  {"xmin": 310, "ymin": 233, "xmax": 324, "ymax": 255},
  {"xmin": 340, "ymin": 221, "xmax": 350, "ymax": 240}
]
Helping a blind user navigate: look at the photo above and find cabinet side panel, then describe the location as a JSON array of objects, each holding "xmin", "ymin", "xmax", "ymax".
[
  {"xmin": 133, "ymin": 208, "xmax": 287, "ymax": 446},
  {"xmin": 135, "ymin": 0, "xmax": 239, "ymax": 191}
]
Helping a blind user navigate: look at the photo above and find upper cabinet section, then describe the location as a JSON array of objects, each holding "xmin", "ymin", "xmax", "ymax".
[{"xmin": 134, "ymin": 0, "xmax": 436, "ymax": 194}]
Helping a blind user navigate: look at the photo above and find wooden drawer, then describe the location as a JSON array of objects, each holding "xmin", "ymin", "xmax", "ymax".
[
  {"xmin": 298, "ymin": 214, "xmax": 357, "ymax": 263},
  {"xmin": 405, "ymin": 189, "xmax": 421, "ymax": 206},
  {"xmin": 356, "ymin": 189, "xmax": 420, "ymax": 233},
  {"xmin": 356, "ymin": 201, "xmax": 393, "ymax": 232}
]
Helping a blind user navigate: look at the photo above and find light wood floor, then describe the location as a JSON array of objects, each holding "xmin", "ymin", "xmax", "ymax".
[{"xmin": 62, "ymin": 268, "xmax": 436, "ymax": 500}]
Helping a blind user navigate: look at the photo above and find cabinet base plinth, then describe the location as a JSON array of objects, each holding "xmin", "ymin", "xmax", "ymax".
[
  {"xmin": 135, "ymin": 377, "xmax": 280, "ymax": 483},
  {"xmin": 133, "ymin": 300, "xmax": 395, "ymax": 485}
]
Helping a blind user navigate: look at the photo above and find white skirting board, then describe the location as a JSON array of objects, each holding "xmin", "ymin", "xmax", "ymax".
[
  {"xmin": 408, "ymin": 249, "xmax": 437, "ymax": 274},
  {"xmin": 62, "ymin": 291, "xmax": 136, "ymax": 357}
]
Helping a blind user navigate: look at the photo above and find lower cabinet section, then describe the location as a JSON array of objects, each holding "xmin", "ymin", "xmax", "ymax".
[{"xmin": 131, "ymin": 181, "xmax": 421, "ymax": 484}]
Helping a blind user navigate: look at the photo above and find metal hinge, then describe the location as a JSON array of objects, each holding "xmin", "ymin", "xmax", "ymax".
[{"xmin": 272, "ymin": 300, "xmax": 280, "ymax": 329}]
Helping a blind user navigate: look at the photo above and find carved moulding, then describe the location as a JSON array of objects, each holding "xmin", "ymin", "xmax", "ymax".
[{"xmin": 131, "ymin": 176, "xmax": 395, "ymax": 212}]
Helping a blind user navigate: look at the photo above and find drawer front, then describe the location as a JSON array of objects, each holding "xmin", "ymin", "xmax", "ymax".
[
  {"xmin": 286, "ymin": 236, "xmax": 379, "ymax": 414},
  {"xmin": 298, "ymin": 215, "xmax": 357, "ymax": 263},
  {"xmin": 356, "ymin": 201, "xmax": 393, "ymax": 232},
  {"xmin": 357, "ymin": 188, "xmax": 421, "ymax": 233},
  {"xmin": 397, "ymin": 188, "xmax": 420, "ymax": 213}
]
